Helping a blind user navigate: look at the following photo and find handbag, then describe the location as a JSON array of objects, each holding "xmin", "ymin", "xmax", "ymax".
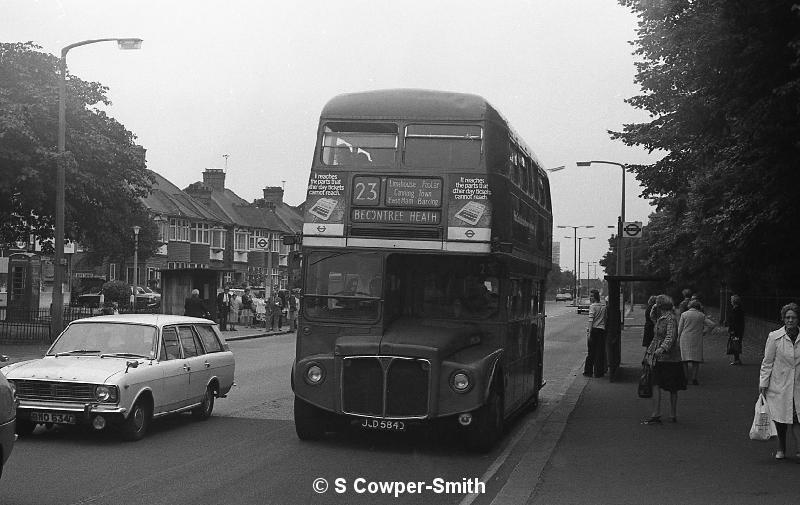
[
  {"xmin": 749, "ymin": 394, "xmax": 776, "ymax": 441},
  {"xmin": 637, "ymin": 362, "xmax": 653, "ymax": 398},
  {"xmin": 726, "ymin": 334, "xmax": 742, "ymax": 355}
]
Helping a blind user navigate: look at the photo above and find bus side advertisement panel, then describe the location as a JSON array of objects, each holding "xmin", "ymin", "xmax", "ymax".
[{"xmin": 447, "ymin": 175, "xmax": 492, "ymax": 242}]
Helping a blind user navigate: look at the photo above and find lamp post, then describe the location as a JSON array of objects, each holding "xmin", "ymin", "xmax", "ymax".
[
  {"xmin": 575, "ymin": 161, "xmax": 627, "ymax": 276},
  {"xmin": 51, "ymin": 37, "xmax": 143, "ymax": 335},
  {"xmin": 132, "ymin": 225, "xmax": 140, "ymax": 313},
  {"xmin": 577, "ymin": 236, "xmax": 595, "ymax": 298},
  {"xmin": 557, "ymin": 225, "xmax": 594, "ymax": 302}
]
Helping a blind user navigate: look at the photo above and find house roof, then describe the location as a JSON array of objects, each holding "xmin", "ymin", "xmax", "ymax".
[{"xmin": 142, "ymin": 172, "xmax": 229, "ymax": 224}]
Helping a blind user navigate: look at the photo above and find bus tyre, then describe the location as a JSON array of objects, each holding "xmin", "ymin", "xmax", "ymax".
[
  {"xmin": 121, "ymin": 398, "xmax": 151, "ymax": 442},
  {"xmin": 192, "ymin": 385, "xmax": 215, "ymax": 420},
  {"xmin": 16, "ymin": 420, "xmax": 36, "ymax": 437},
  {"xmin": 465, "ymin": 389, "xmax": 503, "ymax": 453},
  {"xmin": 294, "ymin": 396, "xmax": 326, "ymax": 441}
]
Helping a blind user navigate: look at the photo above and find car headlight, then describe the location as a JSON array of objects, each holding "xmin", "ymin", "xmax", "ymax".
[
  {"xmin": 451, "ymin": 371, "xmax": 472, "ymax": 393},
  {"xmin": 94, "ymin": 385, "xmax": 119, "ymax": 403},
  {"xmin": 305, "ymin": 364, "xmax": 325, "ymax": 385}
]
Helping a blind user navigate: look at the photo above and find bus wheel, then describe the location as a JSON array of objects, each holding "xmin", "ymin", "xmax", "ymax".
[
  {"xmin": 294, "ymin": 396, "xmax": 326, "ymax": 441},
  {"xmin": 465, "ymin": 388, "xmax": 503, "ymax": 453}
]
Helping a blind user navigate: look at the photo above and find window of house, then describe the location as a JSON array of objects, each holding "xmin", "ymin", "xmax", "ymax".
[
  {"xmin": 169, "ymin": 218, "xmax": 190, "ymax": 242},
  {"xmin": 249, "ymin": 230, "xmax": 269, "ymax": 250},
  {"xmin": 272, "ymin": 235, "xmax": 281, "ymax": 253},
  {"xmin": 211, "ymin": 228, "xmax": 226, "ymax": 249},
  {"xmin": 190, "ymin": 223, "xmax": 211, "ymax": 244},
  {"xmin": 109, "ymin": 263, "xmax": 117, "ymax": 281},
  {"xmin": 157, "ymin": 219, "xmax": 169, "ymax": 242},
  {"xmin": 234, "ymin": 230, "xmax": 249, "ymax": 251}
]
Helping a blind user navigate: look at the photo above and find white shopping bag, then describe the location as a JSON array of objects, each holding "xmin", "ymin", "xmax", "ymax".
[{"xmin": 749, "ymin": 394, "xmax": 777, "ymax": 441}]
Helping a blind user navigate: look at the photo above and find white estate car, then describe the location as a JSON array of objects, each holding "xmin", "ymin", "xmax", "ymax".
[{"xmin": 2, "ymin": 314, "xmax": 234, "ymax": 441}]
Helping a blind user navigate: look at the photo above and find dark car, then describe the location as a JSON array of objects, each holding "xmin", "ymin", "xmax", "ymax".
[{"xmin": 0, "ymin": 355, "xmax": 16, "ymax": 480}]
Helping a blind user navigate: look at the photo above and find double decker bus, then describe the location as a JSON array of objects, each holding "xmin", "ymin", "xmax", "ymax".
[{"xmin": 292, "ymin": 89, "xmax": 552, "ymax": 451}]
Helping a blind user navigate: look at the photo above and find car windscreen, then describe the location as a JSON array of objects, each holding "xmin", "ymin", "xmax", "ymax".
[{"xmin": 48, "ymin": 322, "xmax": 158, "ymax": 359}]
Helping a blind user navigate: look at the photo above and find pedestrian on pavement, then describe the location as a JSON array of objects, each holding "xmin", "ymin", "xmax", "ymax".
[
  {"xmin": 240, "ymin": 288, "xmax": 253, "ymax": 327},
  {"xmin": 269, "ymin": 292, "xmax": 283, "ymax": 331},
  {"xmin": 726, "ymin": 294, "xmax": 745, "ymax": 365},
  {"xmin": 184, "ymin": 289, "xmax": 207, "ymax": 318},
  {"xmin": 584, "ymin": 289, "xmax": 608, "ymax": 378},
  {"xmin": 643, "ymin": 295, "xmax": 657, "ymax": 347},
  {"xmin": 216, "ymin": 286, "xmax": 231, "ymax": 331},
  {"xmin": 228, "ymin": 293, "xmax": 241, "ymax": 331},
  {"xmin": 253, "ymin": 293, "xmax": 267, "ymax": 325},
  {"xmin": 642, "ymin": 294, "xmax": 686, "ymax": 424},
  {"xmin": 677, "ymin": 288, "xmax": 692, "ymax": 315},
  {"xmin": 758, "ymin": 302, "xmax": 800, "ymax": 461},
  {"xmin": 678, "ymin": 299, "xmax": 717, "ymax": 385}
]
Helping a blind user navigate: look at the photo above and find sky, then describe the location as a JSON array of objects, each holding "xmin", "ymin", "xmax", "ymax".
[{"xmin": 2, "ymin": 0, "xmax": 660, "ymax": 276}]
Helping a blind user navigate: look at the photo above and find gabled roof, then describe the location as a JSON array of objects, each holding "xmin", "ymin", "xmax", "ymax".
[
  {"xmin": 183, "ymin": 181, "xmax": 302, "ymax": 234},
  {"xmin": 142, "ymin": 172, "xmax": 229, "ymax": 224}
]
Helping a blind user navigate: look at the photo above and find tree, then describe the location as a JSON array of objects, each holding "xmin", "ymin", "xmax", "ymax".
[
  {"xmin": 613, "ymin": 1, "xmax": 800, "ymax": 293},
  {"xmin": 0, "ymin": 42, "xmax": 158, "ymax": 261}
]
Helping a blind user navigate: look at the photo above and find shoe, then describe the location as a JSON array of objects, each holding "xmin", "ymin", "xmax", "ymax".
[
  {"xmin": 775, "ymin": 451, "xmax": 785, "ymax": 459},
  {"xmin": 641, "ymin": 416, "xmax": 662, "ymax": 425},
  {"xmin": 691, "ymin": 379, "xmax": 699, "ymax": 385}
]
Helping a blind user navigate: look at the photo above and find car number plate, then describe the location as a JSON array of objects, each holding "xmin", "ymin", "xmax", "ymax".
[
  {"xmin": 360, "ymin": 418, "xmax": 406, "ymax": 432},
  {"xmin": 29, "ymin": 412, "xmax": 76, "ymax": 424}
]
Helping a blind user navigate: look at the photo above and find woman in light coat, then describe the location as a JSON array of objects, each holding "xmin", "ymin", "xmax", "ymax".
[
  {"xmin": 642, "ymin": 294, "xmax": 686, "ymax": 424},
  {"xmin": 759, "ymin": 302, "xmax": 800, "ymax": 460},
  {"xmin": 678, "ymin": 300, "xmax": 716, "ymax": 385}
]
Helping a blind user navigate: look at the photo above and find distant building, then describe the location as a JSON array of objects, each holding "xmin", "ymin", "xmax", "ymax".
[{"xmin": 551, "ymin": 241, "xmax": 560, "ymax": 267}]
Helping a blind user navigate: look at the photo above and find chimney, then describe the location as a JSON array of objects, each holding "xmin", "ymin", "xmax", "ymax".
[
  {"xmin": 185, "ymin": 182, "xmax": 213, "ymax": 207},
  {"xmin": 262, "ymin": 186, "xmax": 284, "ymax": 208},
  {"xmin": 203, "ymin": 169, "xmax": 226, "ymax": 192}
]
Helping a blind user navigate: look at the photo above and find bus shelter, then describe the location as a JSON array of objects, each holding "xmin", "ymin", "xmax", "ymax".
[
  {"xmin": 604, "ymin": 274, "xmax": 668, "ymax": 381},
  {"xmin": 160, "ymin": 268, "xmax": 232, "ymax": 318}
]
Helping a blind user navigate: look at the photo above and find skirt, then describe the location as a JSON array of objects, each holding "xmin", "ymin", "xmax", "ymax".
[{"xmin": 653, "ymin": 361, "xmax": 687, "ymax": 392}]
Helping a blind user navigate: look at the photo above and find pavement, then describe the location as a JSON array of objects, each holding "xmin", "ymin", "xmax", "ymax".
[
  {"xmin": 523, "ymin": 305, "xmax": 800, "ymax": 505},
  {"xmin": 0, "ymin": 324, "xmax": 294, "ymax": 364}
]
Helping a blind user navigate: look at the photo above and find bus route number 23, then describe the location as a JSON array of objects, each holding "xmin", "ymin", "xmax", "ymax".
[{"xmin": 352, "ymin": 177, "xmax": 381, "ymax": 205}]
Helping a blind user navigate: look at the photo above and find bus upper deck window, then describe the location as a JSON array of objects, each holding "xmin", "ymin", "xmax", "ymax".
[
  {"xmin": 321, "ymin": 122, "xmax": 398, "ymax": 167},
  {"xmin": 404, "ymin": 124, "xmax": 482, "ymax": 168}
]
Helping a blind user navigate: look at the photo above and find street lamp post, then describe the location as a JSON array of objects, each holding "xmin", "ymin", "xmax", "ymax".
[
  {"xmin": 557, "ymin": 225, "xmax": 594, "ymax": 301},
  {"xmin": 132, "ymin": 225, "xmax": 140, "ymax": 313},
  {"xmin": 51, "ymin": 37, "xmax": 142, "ymax": 335},
  {"xmin": 576, "ymin": 161, "xmax": 627, "ymax": 276},
  {"xmin": 577, "ymin": 236, "xmax": 595, "ymax": 298}
]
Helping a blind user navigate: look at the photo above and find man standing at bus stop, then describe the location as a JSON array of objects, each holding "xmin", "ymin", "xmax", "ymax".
[{"xmin": 584, "ymin": 289, "xmax": 608, "ymax": 378}]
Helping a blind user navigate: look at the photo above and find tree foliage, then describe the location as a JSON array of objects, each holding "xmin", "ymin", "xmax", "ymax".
[
  {"xmin": 613, "ymin": 1, "xmax": 800, "ymax": 294},
  {"xmin": 0, "ymin": 42, "xmax": 157, "ymax": 261}
]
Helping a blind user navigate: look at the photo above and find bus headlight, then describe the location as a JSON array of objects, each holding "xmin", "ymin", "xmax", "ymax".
[
  {"xmin": 94, "ymin": 385, "xmax": 118, "ymax": 403},
  {"xmin": 451, "ymin": 371, "xmax": 472, "ymax": 393},
  {"xmin": 305, "ymin": 364, "xmax": 325, "ymax": 385}
]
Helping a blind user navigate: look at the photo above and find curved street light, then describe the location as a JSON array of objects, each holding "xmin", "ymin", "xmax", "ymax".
[{"xmin": 52, "ymin": 38, "xmax": 143, "ymax": 334}]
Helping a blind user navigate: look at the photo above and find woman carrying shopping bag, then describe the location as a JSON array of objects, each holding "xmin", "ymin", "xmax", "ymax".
[{"xmin": 759, "ymin": 302, "xmax": 800, "ymax": 460}]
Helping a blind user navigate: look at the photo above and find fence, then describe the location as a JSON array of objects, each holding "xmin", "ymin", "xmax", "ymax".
[{"xmin": 0, "ymin": 304, "xmax": 161, "ymax": 345}]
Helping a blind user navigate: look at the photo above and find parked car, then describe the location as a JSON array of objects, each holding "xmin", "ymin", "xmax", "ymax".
[
  {"xmin": 76, "ymin": 286, "xmax": 160, "ymax": 310},
  {"xmin": 576, "ymin": 297, "xmax": 592, "ymax": 314},
  {"xmin": 0, "ymin": 355, "xmax": 17, "ymax": 480},
  {"xmin": 555, "ymin": 292, "xmax": 573, "ymax": 302},
  {"xmin": 2, "ymin": 314, "xmax": 235, "ymax": 441}
]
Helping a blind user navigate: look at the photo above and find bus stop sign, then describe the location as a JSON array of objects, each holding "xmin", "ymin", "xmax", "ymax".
[{"xmin": 622, "ymin": 221, "xmax": 643, "ymax": 239}]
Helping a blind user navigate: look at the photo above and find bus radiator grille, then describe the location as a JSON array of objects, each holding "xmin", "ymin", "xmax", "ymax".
[
  {"xmin": 342, "ymin": 358, "xmax": 383, "ymax": 416},
  {"xmin": 349, "ymin": 226, "xmax": 442, "ymax": 240},
  {"xmin": 386, "ymin": 359, "xmax": 429, "ymax": 417}
]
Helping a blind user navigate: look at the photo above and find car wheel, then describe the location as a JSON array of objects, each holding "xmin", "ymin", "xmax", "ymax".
[
  {"xmin": 294, "ymin": 396, "xmax": 326, "ymax": 441},
  {"xmin": 16, "ymin": 419, "xmax": 36, "ymax": 437},
  {"xmin": 192, "ymin": 386, "xmax": 215, "ymax": 420},
  {"xmin": 464, "ymin": 388, "xmax": 504, "ymax": 453},
  {"xmin": 121, "ymin": 398, "xmax": 151, "ymax": 441}
]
